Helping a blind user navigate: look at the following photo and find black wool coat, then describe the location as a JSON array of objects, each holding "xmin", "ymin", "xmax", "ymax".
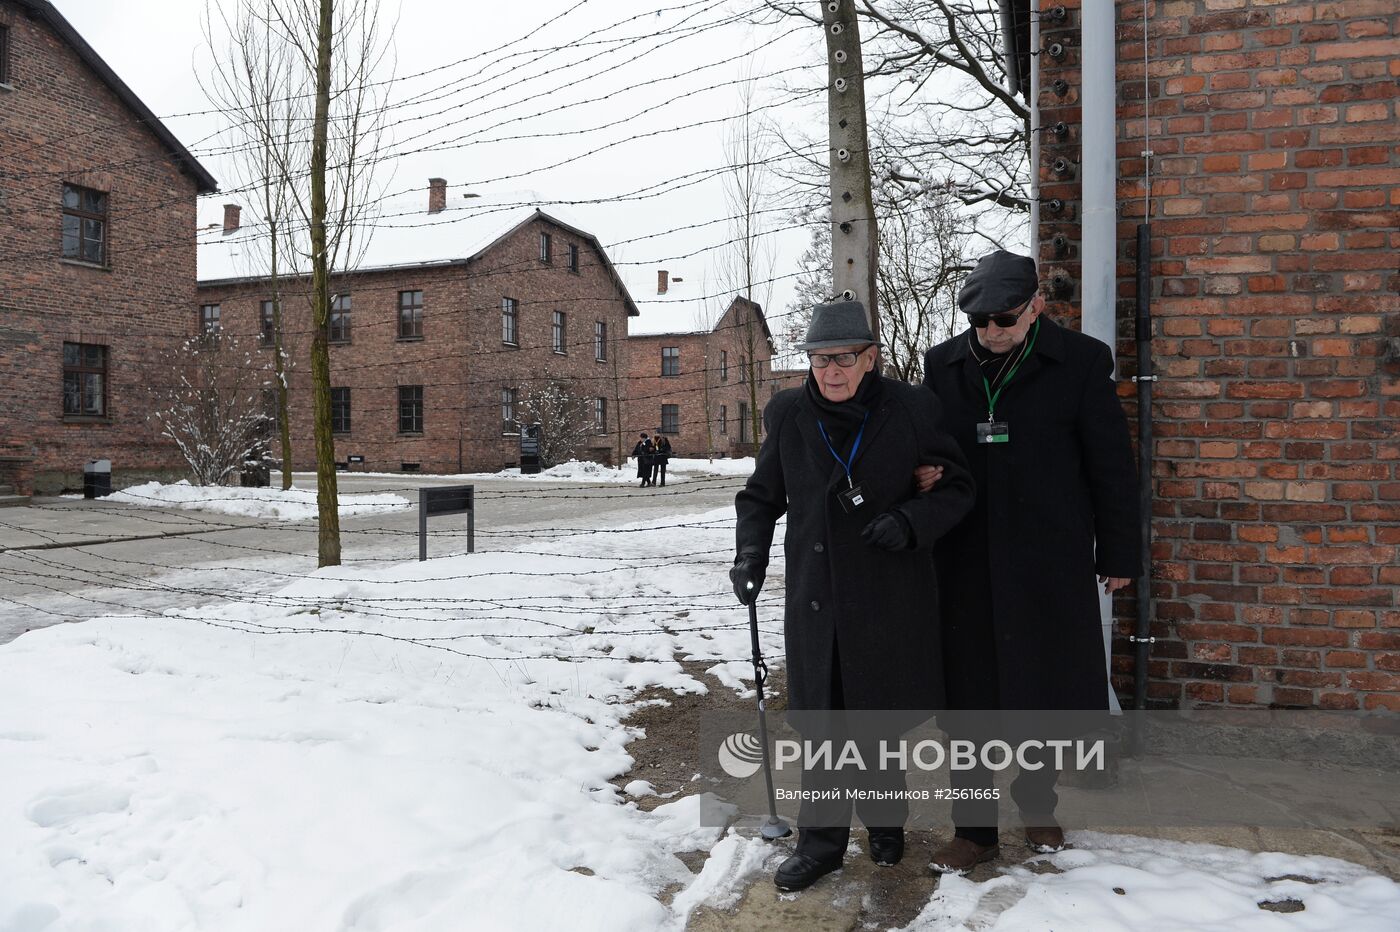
[
  {"xmin": 631, "ymin": 440, "xmax": 653, "ymax": 479},
  {"xmin": 735, "ymin": 375, "xmax": 975, "ymax": 711},
  {"xmin": 922, "ymin": 317, "xmax": 1141, "ymax": 711}
]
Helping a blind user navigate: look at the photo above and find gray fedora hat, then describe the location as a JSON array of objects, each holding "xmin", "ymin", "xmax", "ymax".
[{"xmin": 796, "ymin": 299, "xmax": 881, "ymax": 351}]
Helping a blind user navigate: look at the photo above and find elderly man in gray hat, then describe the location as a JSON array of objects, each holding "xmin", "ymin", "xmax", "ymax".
[
  {"xmin": 917, "ymin": 250, "xmax": 1140, "ymax": 873},
  {"xmin": 732, "ymin": 299, "xmax": 974, "ymax": 891}
]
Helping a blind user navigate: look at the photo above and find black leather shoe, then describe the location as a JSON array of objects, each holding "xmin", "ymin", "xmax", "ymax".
[
  {"xmin": 774, "ymin": 853, "xmax": 842, "ymax": 891},
  {"xmin": 868, "ymin": 829, "xmax": 905, "ymax": 866}
]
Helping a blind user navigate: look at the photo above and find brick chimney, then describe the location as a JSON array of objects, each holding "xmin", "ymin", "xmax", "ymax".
[
  {"xmin": 222, "ymin": 204, "xmax": 241, "ymax": 234},
  {"xmin": 428, "ymin": 178, "xmax": 447, "ymax": 214},
  {"xmin": 657, "ymin": 269, "xmax": 669, "ymax": 295}
]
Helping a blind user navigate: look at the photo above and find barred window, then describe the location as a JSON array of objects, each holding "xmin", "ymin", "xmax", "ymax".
[
  {"xmin": 200, "ymin": 303, "xmax": 221, "ymax": 344},
  {"xmin": 62, "ymin": 342, "xmax": 107, "ymax": 417},
  {"xmin": 501, "ymin": 388, "xmax": 518, "ymax": 435},
  {"xmin": 660, "ymin": 404, "xmax": 679, "ymax": 435},
  {"xmin": 718, "ymin": 404, "xmax": 727, "ymax": 436},
  {"xmin": 0, "ymin": 24, "xmax": 11, "ymax": 85},
  {"xmin": 720, "ymin": 350, "xmax": 728, "ymax": 381},
  {"xmin": 398, "ymin": 290, "xmax": 423, "ymax": 340},
  {"xmin": 62, "ymin": 184, "xmax": 107, "ymax": 264},
  {"xmin": 398, "ymin": 385, "xmax": 423, "ymax": 433},
  {"xmin": 331, "ymin": 387, "xmax": 351, "ymax": 433},
  {"xmin": 569, "ymin": 243, "xmax": 579, "ymax": 272},
  {"xmin": 552, "ymin": 310, "xmax": 567, "ymax": 354},
  {"xmin": 502, "ymin": 297, "xmax": 519, "ymax": 345},
  {"xmin": 594, "ymin": 397, "xmax": 607, "ymax": 433},
  {"xmin": 661, "ymin": 346, "xmax": 679, "ymax": 377},
  {"xmin": 539, "ymin": 232, "xmax": 552, "ymax": 263},
  {"xmin": 328, "ymin": 294, "xmax": 351, "ymax": 343},
  {"xmin": 260, "ymin": 300, "xmax": 275, "ymax": 345},
  {"xmin": 594, "ymin": 320, "xmax": 607, "ymax": 361}
]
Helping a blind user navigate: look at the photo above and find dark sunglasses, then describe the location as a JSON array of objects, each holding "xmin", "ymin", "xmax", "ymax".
[{"xmin": 967, "ymin": 298, "xmax": 1033, "ymax": 329}]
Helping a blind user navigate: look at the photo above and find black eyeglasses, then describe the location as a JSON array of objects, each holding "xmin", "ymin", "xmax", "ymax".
[
  {"xmin": 967, "ymin": 298, "xmax": 1033, "ymax": 329},
  {"xmin": 807, "ymin": 346, "xmax": 871, "ymax": 368}
]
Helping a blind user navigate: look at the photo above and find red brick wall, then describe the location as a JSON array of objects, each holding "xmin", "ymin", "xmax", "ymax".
[
  {"xmin": 625, "ymin": 332, "xmax": 708, "ymax": 456},
  {"xmin": 199, "ymin": 217, "xmax": 634, "ymax": 474},
  {"xmin": 0, "ymin": 5, "xmax": 206, "ymax": 493},
  {"xmin": 626, "ymin": 298, "xmax": 794, "ymax": 458},
  {"xmin": 1042, "ymin": 0, "xmax": 1398, "ymax": 710}
]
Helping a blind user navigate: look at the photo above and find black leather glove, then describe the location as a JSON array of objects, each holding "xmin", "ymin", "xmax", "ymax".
[
  {"xmin": 730, "ymin": 555, "xmax": 766, "ymax": 605},
  {"xmin": 861, "ymin": 511, "xmax": 914, "ymax": 551}
]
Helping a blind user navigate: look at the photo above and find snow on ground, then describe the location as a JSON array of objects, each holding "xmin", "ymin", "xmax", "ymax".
[
  {"xmin": 3, "ymin": 498, "xmax": 1399, "ymax": 930},
  {"xmin": 901, "ymin": 831, "xmax": 1400, "ymax": 932},
  {"xmin": 99, "ymin": 481, "xmax": 410, "ymax": 521},
  {"xmin": 0, "ymin": 506, "xmax": 783, "ymax": 931}
]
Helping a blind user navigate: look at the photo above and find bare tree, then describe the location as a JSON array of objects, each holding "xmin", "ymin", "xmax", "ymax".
[
  {"xmin": 200, "ymin": 0, "xmax": 301, "ymax": 490},
  {"xmin": 782, "ymin": 208, "xmax": 833, "ymax": 348},
  {"xmin": 717, "ymin": 67, "xmax": 778, "ymax": 448},
  {"xmin": 149, "ymin": 334, "xmax": 273, "ymax": 487},
  {"xmin": 204, "ymin": 0, "xmax": 394, "ymax": 565},
  {"xmin": 756, "ymin": 0, "xmax": 1029, "ymax": 246},
  {"xmin": 874, "ymin": 181, "xmax": 969, "ymax": 380},
  {"xmin": 517, "ymin": 381, "xmax": 595, "ymax": 469},
  {"xmin": 783, "ymin": 179, "xmax": 970, "ymax": 380}
]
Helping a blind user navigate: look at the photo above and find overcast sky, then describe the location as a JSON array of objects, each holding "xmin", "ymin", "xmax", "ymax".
[{"xmin": 54, "ymin": 0, "xmax": 824, "ymax": 335}]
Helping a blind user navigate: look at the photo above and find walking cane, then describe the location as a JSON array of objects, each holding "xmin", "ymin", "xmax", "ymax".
[{"xmin": 746, "ymin": 583, "xmax": 792, "ymax": 840}]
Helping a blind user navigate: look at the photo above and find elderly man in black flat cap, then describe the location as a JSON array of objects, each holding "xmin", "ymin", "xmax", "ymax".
[
  {"xmin": 917, "ymin": 250, "xmax": 1140, "ymax": 873},
  {"xmin": 732, "ymin": 299, "xmax": 975, "ymax": 891}
]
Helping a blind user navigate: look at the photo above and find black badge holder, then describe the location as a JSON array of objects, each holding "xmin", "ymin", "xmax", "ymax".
[
  {"xmin": 817, "ymin": 414, "xmax": 870, "ymax": 513},
  {"xmin": 977, "ymin": 421, "xmax": 1010, "ymax": 444}
]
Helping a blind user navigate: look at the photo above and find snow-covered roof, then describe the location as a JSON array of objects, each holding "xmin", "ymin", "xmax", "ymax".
[{"xmin": 196, "ymin": 185, "xmax": 640, "ymax": 315}]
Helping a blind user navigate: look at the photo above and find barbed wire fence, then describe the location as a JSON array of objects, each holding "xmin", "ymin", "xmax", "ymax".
[{"xmin": 0, "ymin": 0, "xmax": 849, "ymax": 673}]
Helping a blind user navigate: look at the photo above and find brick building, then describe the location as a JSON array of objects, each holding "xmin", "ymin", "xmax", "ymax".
[
  {"xmin": 197, "ymin": 196, "xmax": 639, "ymax": 473},
  {"xmin": 0, "ymin": 0, "xmax": 219, "ymax": 494},
  {"xmin": 1020, "ymin": 0, "xmax": 1398, "ymax": 710},
  {"xmin": 626, "ymin": 277, "xmax": 802, "ymax": 458}
]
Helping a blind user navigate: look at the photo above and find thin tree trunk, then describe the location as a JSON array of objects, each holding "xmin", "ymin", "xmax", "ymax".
[
  {"xmin": 269, "ymin": 223, "xmax": 293, "ymax": 490},
  {"xmin": 310, "ymin": 0, "xmax": 340, "ymax": 566}
]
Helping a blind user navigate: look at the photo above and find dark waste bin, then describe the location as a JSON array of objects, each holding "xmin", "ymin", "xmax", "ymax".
[
  {"xmin": 519, "ymin": 425, "xmax": 542, "ymax": 475},
  {"xmin": 83, "ymin": 459, "xmax": 112, "ymax": 499}
]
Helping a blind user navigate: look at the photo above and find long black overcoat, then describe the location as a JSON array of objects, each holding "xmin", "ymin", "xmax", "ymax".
[
  {"xmin": 735, "ymin": 376, "xmax": 974, "ymax": 711},
  {"xmin": 922, "ymin": 317, "xmax": 1140, "ymax": 710}
]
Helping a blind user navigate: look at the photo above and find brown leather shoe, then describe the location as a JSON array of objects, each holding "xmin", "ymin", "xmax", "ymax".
[
  {"xmin": 929, "ymin": 836, "xmax": 1000, "ymax": 875},
  {"xmin": 1025, "ymin": 825, "xmax": 1066, "ymax": 853}
]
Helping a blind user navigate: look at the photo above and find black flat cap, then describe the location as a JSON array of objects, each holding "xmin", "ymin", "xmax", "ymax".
[
  {"xmin": 958, "ymin": 250, "xmax": 1039, "ymax": 316},
  {"xmin": 797, "ymin": 299, "xmax": 880, "ymax": 351}
]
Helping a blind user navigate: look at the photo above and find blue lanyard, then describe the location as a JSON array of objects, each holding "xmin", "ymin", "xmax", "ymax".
[{"xmin": 816, "ymin": 414, "xmax": 868, "ymax": 489}]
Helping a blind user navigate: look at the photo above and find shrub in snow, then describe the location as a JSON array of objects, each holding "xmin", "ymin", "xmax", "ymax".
[{"xmin": 149, "ymin": 334, "xmax": 276, "ymax": 486}]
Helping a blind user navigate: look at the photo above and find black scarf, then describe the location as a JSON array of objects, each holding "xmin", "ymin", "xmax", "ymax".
[{"xmin": 805, "ymin": 369, "xmax": 883, "ymax": 458}]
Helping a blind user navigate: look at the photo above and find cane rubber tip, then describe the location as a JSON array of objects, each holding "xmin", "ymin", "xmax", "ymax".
[{"xmin": 760, "ymin": 818, "xmax": 793, "ymax": 841}]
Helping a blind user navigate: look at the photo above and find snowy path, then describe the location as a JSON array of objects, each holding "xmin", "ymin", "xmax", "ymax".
[
  {"xmin": 2, "ymin": 484, "xmax": 1399, "ymax": 929},
  {"xmin": 0, "ymin": 503, "xmax": 786, "ymax": 930}
]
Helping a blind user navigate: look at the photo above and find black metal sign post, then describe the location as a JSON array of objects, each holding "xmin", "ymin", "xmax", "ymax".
[{"xmin": 419, "ymin": 485, "xmax": 474, "ymax": 561}]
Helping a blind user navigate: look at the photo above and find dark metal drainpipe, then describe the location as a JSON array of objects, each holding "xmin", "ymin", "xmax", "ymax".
[{"xmin": 1132, "ymin": 222, "xmax": 1156, "ymax": 719}]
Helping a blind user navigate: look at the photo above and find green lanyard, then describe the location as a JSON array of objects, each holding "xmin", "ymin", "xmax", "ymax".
[{"xmin": 980, "ymin": 319, "xmax": 1040, "ymax": 421}]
